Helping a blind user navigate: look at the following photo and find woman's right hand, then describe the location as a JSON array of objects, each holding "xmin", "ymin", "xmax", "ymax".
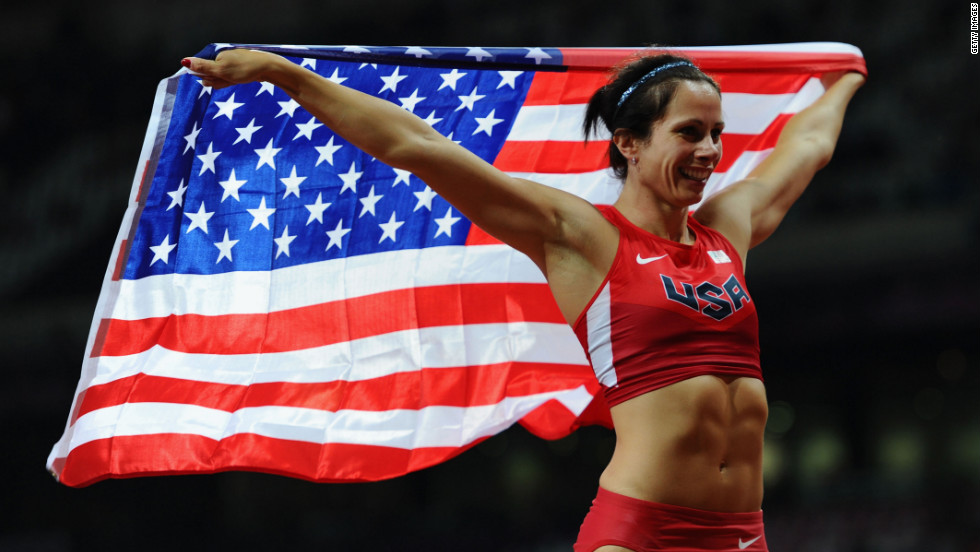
[{"xmin": 181, "ymin": 49, "xmax": 281, "ymax": 90}]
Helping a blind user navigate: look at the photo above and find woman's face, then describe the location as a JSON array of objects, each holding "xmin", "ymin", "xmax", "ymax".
[{"xmin": 629, "ymin": 80, "xmax": 724, "ymax": 208}]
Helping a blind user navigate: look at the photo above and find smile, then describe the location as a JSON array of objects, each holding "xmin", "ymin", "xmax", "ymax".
[{"xmin": 679, "ymin": 166, "xmax": 712, "ymax": 182}]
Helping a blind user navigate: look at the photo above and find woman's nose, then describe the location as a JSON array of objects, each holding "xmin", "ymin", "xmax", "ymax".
[{"xmin": 696, "ymin": 135, "xmax": 722, "ymax": 164}]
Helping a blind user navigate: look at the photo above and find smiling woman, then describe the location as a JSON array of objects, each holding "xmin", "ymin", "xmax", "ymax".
[
  {"xmin": 181, "ymin": 49, "xmax": 864, "ymax": 551},
  {"xmin": 571, "ymin": 53, "xmax": 863, "ymax": 552}
]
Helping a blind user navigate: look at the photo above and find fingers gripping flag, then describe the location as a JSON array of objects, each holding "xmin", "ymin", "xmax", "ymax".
[{"xmin": 48, "ymin": 43, "xmax": 866, "ymax": 486}]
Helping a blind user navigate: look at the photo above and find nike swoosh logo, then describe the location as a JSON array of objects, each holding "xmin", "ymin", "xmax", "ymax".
[
  {"xmin": 635, "ymin": 253, "xmax": 668, "ymax": 265},
  {"xmin": 739, "ymin": 536, "xmax": 762, "ymax": 549}
]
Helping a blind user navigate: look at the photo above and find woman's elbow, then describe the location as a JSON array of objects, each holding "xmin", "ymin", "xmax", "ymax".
[
  {"xmin": 799, "ymin": 134, "xmax": 837, "ymax": 171},
  {"xmin": 380, "ymin": 127, "xmax": 446, "ymax": 173}
]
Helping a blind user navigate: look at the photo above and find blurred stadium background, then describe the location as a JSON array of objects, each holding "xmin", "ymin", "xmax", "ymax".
[{"xmin": 1, "ymin": 0, "xmax": 977, "ymax": 550}]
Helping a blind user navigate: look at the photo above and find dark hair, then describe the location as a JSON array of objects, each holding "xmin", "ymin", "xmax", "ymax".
[{"xmin": 583, "ymin": 53, "xmax": 721, "ymax": 179}]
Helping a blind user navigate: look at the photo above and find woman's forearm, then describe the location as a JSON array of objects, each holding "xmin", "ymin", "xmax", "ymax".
[{"xmin": 777, "ymin": 71, "xmax": 866, "ymax": 168}]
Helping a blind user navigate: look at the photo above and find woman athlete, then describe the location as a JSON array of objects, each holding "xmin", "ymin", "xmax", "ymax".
[{"xmin": 183, "ymin": 49, "xmax": 864, "ymax": 552}]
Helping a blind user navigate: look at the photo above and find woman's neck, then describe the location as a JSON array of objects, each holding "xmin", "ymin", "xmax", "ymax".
[{"xmin": 613, "ymin": 185, "xmax": 694, "ymax": 244}]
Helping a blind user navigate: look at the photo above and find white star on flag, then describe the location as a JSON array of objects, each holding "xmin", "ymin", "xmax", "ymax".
[
  {"xmin": 358, "ymin": 186, "xmax": 383, "ymax": 217},
  {"xmin": 314, "ymin": 136, "xmax": 343, "ymax": 166},
  {"xmin": 497, "ymin": 71, "xmax": 522, "ymax": 89},
  {"xmin": 247, "ymin": 197, "xmax": 276, "ymax": 230},
  {"xmin": 254, "ymin": 139, "xmax": 281, "ymax": 170},
  {"xmin": 413, "ymin": 186, "xmax": 437, "ymax": 211},
  {"xmin": 195, "ymin": 79, "xmax": 212, "ymax": 98},
  {"xmin": 421, "ymin": 111, "xmax": 443, "ymax": 127},
  {"xmin": 392, "ymin": 168, "xmax": 413, "ymax": 187},
  {"xmin": 234, "ymin": 118, "xmax": 262, "ymax": 144},
  {"xmin": 276, "ymin": 99, "xmax": 301, "ymax": 118},
  {"xmin": 325, "ymin": 219, "xmax": 351, "ymax": 251},
  {"xmin": 218, "ymin": 169, "xmax": 247, "ymax": 202},
  {"xmin": 456, "ymin": 88, "xmax": 485, "ymax": 111},
  {"xmin": 256, "ymin": 82, "xmax": 275, "ymax": 96},
  {"xmin": 304, "ymin": 193, "xmax": 331, "ymax": 225},
  {"xmin": 196, "ymin": 143, "xmax": 221, "ymax": 175},
  {"xmin": 465, "ymin": 47, "xmax": 492, "ymax": 62},
  {"xmin": 379, "ymin": 67, "xmax": 408, "ymax": 93},
  {"xmin": 525, "ymin": 48, "xmax": 552, "ymax": 65},
  {"xmin": 439, "ymin": 69, "xmax": 466, "ymax": 91},
  {"xmin": 378, "ymin": 212, "xmax": 404, "ymax": 243},
  {"xmin": 214, "ymin": 229, "xmax": 239, "ymax": 263},
  {"xmin": 184, "ymin": 202, "xmax": 214, "ymax": 234},
  {"xmin": 338, "ymin": 162, "xmax": 362, "ymax": 194},
  {"xmin": 398, "ymin": 89, "xmax": 426, "ymax": 112},
  {"xmin": 434, "ymin": 207, "xmax": 461, "ymax": 237},
  {"xmin": 149, "ymin": 234, "xmax": 177, "ymax": 265},
  {"xmin": 280, "ymin": 166, "xmax": 307, "ymax": 199},
  {"xmin": 166, "ymin": 179, "xmax": 187, "ymax": 210},
  {"xmin": 473, "ymin": 109, "xmax": 504, "ymax": 136},
  {"xmin": 325, "ymin": 69, "xmax": 347, "ymax": 85},
  {"xmin": 293, "ymin": 118, "xmax": 323, "ymax": 141},
  {"xmin": 274, "ymin": 226, "xmax": 296, "ymax": 258},
  {"xmin": 183, "ymin": 121, "xmax": 201, "ymax": 153},
  {"xmin": 404, "ymin": 46, "xmax": 432, "ymax": 58},
  {"xmin": 213, "ymin": 93, "xmax": 245, "ymax": 120}
]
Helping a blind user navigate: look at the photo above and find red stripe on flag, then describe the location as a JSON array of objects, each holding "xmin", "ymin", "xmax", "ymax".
[
  {"xmin": 55, "ymin": 433, "xmax": 472, "ymax": 487},
  {"xmin": 111, "ymin": 240, "xmax": 128, "ymax": 282},
  {"xmin": 711, "ymin": 72, "xmax": 813, "ymax": 94},
  {"xmin": 94, "ymin": 282, "xmax": 563, "ymax": 357},
  {"xmin": 523, "ymin": 71, "xmax": 612, "ymax": 106},
  {"xmin": 464, "ymin": 225, "xmax": 503, "ymax": 246},
  {"xmin": 688, "ymin": 50, "xmax": 867, "ymax": 75},
  {"xmin": 72, "ymin": 361, "xmax": 591, "ymax": 422},
  {"xmin": 493, "ymin": 140, "xmax": 608, "ymax": 174},
  {"xmin": 558, "ymin": 48, "xmax": 866, "ymax": 76},
  {"xmin": 136, "ymin": 161, "xmax": 150, "ymax": 202}
]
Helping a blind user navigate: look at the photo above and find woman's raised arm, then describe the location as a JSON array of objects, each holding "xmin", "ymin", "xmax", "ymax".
[
  {"xmin": 695, "ymin": 71, "xmax": 866, "ymax": 256},
  {"xmin": 183, "ymin": 49, "xmax": 605, "ymax": 273}
]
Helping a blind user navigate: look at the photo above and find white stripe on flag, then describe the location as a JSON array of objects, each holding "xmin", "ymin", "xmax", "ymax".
[
  {"xmin": 87, "ymin": 322, "xmax": 588, "ymax": 387},
  {"xmin": 112, "ymin": 244, "xmax": 543, "ymax": 319},
  {"xmin": 66, "ymin": 385, "xmax": 596, "ymax": 450}
]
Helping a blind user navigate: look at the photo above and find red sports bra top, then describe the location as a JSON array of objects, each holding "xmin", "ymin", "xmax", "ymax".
[{"xmin": 572, "ymin": 206, "xmax": 762, "ymax": 407}]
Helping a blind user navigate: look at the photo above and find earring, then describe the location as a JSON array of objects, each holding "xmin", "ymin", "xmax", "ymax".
[{"xmin": 631, "ymin": 156, "xmax": 638, "ymax": 165}]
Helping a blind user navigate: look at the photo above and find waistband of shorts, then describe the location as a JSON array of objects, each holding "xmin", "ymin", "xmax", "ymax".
[{"xmin": 595, "ymin": 486, "xmax": 764, "ymax": 525}]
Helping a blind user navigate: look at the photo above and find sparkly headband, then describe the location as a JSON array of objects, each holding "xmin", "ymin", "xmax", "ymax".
[{"xmin": 616, "ymin": 61, "xmax": 696, "ymax": 110}]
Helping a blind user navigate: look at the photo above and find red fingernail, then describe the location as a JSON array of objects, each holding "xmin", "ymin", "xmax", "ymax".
[{"xmin": 181, "ymin": 58, "xmax": 191, "ymax": 68}]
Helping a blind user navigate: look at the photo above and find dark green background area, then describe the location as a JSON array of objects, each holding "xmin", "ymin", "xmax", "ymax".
[{"xmin": 2, "ymin": 0, "xmax": 977, "ymax": 550}]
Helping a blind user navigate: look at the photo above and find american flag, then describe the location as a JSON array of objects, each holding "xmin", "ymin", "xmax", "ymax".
[{"xmin": 48, "ymin": 43, "xmax": 866, "ymax": 487}]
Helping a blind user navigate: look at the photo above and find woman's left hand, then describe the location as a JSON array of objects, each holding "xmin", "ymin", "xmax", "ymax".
[{"xmin": 181, "ymin": 49, "xmax": 281, "ymax": 90}]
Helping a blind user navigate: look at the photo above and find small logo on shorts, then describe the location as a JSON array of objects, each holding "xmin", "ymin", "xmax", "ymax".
[{"xmin": 738, "ymin": 535, "xmax": 762, "ymax": 549}]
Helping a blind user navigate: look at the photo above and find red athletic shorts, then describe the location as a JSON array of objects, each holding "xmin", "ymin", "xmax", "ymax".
[{"xmin": 574, "ymin": 487, "xmax": 768, "ymax": 552}]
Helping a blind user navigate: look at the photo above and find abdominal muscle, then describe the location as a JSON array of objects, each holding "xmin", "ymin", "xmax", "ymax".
[{"xmin": 598, "ymin": 374, "xmax": 768, "ymax": 513}]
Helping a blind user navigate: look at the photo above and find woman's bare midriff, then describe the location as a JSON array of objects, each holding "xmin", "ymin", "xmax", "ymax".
[{"xmin": 598, "ymin": 374, "xmax": 768, "ymax": 513}]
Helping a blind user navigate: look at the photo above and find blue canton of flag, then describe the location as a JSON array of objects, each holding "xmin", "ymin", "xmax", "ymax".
[{"xmin": 126, "ymin": 50, "xmax": 537, "ymax": 278}]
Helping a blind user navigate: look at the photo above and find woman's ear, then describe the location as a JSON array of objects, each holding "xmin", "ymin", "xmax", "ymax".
[{"xmin": 612, "ymin": 129, "xmax": 638, "ymax": 161}]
